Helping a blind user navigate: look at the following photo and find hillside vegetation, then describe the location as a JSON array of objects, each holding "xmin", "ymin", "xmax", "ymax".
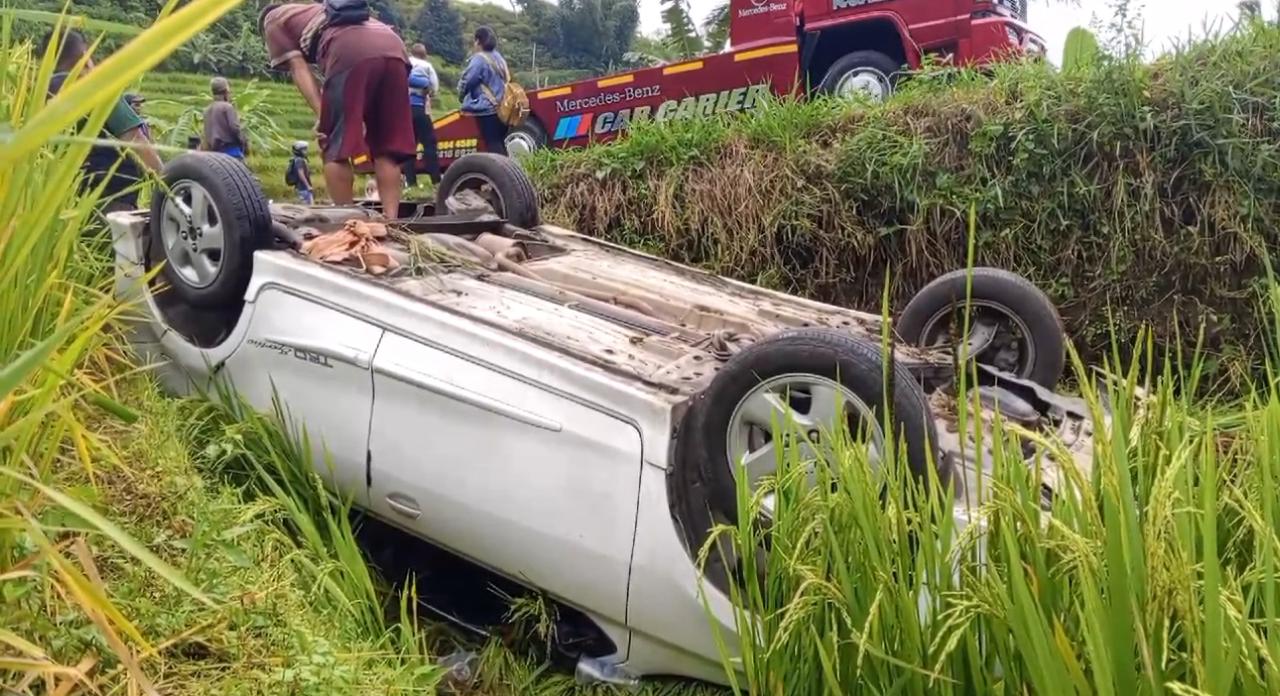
[
  {"xmin": 19, "ymin": 0, "xmax": 632, "ymax": 84},
  {"xmin": 526, "ymin": 22, "xmax": 1280, "ymax": 384}
]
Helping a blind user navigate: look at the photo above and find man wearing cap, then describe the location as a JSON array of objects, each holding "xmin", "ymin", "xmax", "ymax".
[
  {"xmin": 125, "ymin": 93, "xmax": 152, "ymax": 140},
  {"xmin": 258, "ymin": 3, "xmax": 415, "ymax": 217},
  {"xmin": 202, "ymin": 77, "xmax": 248, "ymax": 159},
  {"xmin": 39, "ymin": 29, "xmax": 163, "ymax": 213}
]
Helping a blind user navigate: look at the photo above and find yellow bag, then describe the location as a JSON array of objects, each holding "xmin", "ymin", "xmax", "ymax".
[{"xmin": 479, "ymin": 53, "xmax": 530, "ymax": 127}]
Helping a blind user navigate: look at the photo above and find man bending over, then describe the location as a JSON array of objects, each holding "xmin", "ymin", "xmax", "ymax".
[{"xmin": 259, "ymin": 3, "xmax": 414, "ymax": 218}]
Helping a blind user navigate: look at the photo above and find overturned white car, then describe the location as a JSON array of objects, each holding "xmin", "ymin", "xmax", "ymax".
[{"xmin": 110, "ymin": 152, "xmax": 1097, "ymax": 685}]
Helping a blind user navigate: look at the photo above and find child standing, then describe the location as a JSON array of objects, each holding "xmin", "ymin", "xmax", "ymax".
[{"xmin": 285, "ymin": 141, "xmax": 313, "ymax": 204}]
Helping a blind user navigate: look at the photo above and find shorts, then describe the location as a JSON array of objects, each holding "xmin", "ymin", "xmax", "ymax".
[{"xmin": 319, "ymin": 57, "xmax": 416, "ymax": 165}]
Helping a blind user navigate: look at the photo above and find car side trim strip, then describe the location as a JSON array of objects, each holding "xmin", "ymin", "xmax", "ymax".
[
  {"xmin": 264, "ymin": 335, "xmax": 374, "ymax": 369},
  {"xmin": 373, "ymin": 361, "xmax": 564, "ymax": 433}
]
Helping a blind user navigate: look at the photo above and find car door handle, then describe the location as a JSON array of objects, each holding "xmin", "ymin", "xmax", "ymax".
[{"xmin": 385, "ymin": 494, "xmax": 422, "ymax": 520}]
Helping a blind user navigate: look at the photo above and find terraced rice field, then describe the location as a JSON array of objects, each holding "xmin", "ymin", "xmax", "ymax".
[{"xmin": 137, "ymin": 71, "xmax": 461, "ymax": 200}]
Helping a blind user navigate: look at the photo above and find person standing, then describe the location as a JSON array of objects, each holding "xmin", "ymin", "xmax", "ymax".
[
  {"xmin": 402, "ymin": 42, "xmax": 441, "ymax": 187},
  {"xmin": 40, "ymin": 29, "xmax": 164, "ymax": 213},
  {"xmin": 202, "ymin": 77, "xmax": 249, "ymax": 159},
  {"xmin": 258, "ymin": 2, "xmax": 416, "ymax": 219},
  {"xmin": 286, "ymin": 141, "xmax": 314, "ymax": 204},
  {"xmin": 457, "ymin": 26, "xmax": 509, "ymax": 156}
]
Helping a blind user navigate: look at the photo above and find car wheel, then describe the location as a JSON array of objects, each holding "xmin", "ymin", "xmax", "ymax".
[
  {"xmin": 687, "ymin": 328, "xmax": 943, "ymax": 524},
  {"xmin": 896, "ymin": 267, "xmax": 1067, "ymax": 389},
  {"xmin": 816, "ymin": 50, "xmax": 901, "ymax": 102},
  {"xmin": 505, "ymin": 118, "xmax": 547, "ymax": 159},
  {"xmin": 435, "ymin": 152, "xmax": 540, "ymax": 228},
  {"xmin": 147, "ymin": 152, "xmax": 271, "ymax": 309}
]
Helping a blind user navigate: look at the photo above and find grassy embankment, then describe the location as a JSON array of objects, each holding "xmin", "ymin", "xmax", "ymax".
[{"xmin": 525, "ymin": 20, "xmax": 1280, "ymax": 391}]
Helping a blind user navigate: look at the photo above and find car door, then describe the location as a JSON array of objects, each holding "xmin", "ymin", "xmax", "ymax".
[
  {"xmin": 222, "ymin": 287, "xmax": 383, "ymax": 506},
  {"xmin": 366, "ymin": 331, "xmax": 643, "ymax": 626}
]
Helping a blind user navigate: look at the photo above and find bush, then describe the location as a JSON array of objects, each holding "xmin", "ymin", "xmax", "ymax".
[{"xmin": 525, "ymin": 24, "xmax": 1280, "ymax": 386}]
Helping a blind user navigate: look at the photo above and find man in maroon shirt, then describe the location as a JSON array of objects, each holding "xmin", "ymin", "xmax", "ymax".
[{"xmin": 259, "ymin": 3, "xmax": 415, "ymax": 217}]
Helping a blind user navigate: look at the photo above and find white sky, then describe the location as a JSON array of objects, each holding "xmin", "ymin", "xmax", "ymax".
[{"xmin": 632, "ymin": 0, "xmax": 1270, "ymax": 61}]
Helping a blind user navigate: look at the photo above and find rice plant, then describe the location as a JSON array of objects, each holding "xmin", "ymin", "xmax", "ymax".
[
  {"xmin": 0, "ymin": 3, "xmax": 268, "ymax": 690},
  {"xmin": 701, "ymin": 278, "xmax": 1280, "ymax": 694},
  {"xmin": 183, "ymin": 383, "xmax": 445, "ymax": 690}
]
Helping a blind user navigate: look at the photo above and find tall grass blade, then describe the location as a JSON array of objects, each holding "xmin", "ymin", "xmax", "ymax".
[{"xmin": 2, "ymin": 468, "xmax": 215, "ymax": 607}]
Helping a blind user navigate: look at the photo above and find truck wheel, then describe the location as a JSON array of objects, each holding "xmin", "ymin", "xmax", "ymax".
[
  {"xmin": 897, "ymin": 268, "xmax": 1067, "ymax": 389},
  {"xmin": 435, "ymin": 152, "xmax": 540, "ymax": 228},
  {"xmin": 683, "ymin": 328, "xmax": 943, "ymax": 524},
  {"xmin": 504, "ymin": 118, "xmax": 547, "ymax": 159},
  {"xmin": 147, "ymin": 152, "xmax": 271, "ymax": 309},
  {"xmin": 816, "ymin": 50, "xmax": 901, "ymax": 102}
]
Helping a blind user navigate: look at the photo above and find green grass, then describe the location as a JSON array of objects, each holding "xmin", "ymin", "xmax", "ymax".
[
  {"xmin": 6, "ymin": 376, "xmax": 444, "ymax": 693},
  {"xmin": 705, "ymin": 315, "xmax": 1280, "ymax": 695}
]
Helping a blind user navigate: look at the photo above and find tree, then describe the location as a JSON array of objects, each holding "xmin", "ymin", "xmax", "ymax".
[
  {"xmin": 661, "ymin": 0, "xmax": 703, "ymax": 58},
  {"xmin": 703, "ymin": 1, "xmax": 731, "ymax": 51},
  {"xmin": 370, "ymin": 0, "xmax": 404, "ymax": 31},
  {"xmin": 546, "ymin": 0, "xmax": 639, "ymax": 72},
  {"xmin": 417, "ymin": 0, "xmax": 466, "ymax": 64}
]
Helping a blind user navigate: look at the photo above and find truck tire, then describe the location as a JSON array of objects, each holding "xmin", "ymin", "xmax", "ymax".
[
  {"xmin": 147, "ymin": 152, "xmax": 271, "ymax": 309},
  {"xmin": 682, "ymin": 328, "xmax": 944, "ymax": 525},
  {"xmin": 504, "ymin": 118, "xmax": 548, "ymax": 159},
  {"xmin": 896, "ymin": 268, "xmax": 1067, "ymax": 389},
  {"xmin": 435, "ymin": 152, "xmax": 541, "ymax": 228},
  {"xmin": 816, "ymin": 50, "xmax": 902, "ymax": 102}
]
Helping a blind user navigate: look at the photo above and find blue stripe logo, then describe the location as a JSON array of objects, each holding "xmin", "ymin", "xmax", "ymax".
[{"xmin": 554, "ymin": 115, "xmax": 582, "ymax": 140}]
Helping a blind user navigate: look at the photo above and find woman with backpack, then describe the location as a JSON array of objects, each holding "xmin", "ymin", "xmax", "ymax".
[{"xmin": 458, "ymin": 26, "xmax": 510, "ymax": 156}]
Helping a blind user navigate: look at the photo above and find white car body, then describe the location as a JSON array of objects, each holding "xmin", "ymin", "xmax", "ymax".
[{"xmin": 109, "ymin": 200, "xmax": 1099, "ymax": 685}]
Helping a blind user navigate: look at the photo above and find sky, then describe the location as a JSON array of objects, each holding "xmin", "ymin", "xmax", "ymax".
[{"xmin": 630, "ymin": 0, "xmax": 1268, "ymax": 62}]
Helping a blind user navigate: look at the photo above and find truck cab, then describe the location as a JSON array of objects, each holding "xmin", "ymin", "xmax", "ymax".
[
  {"xmin": 363, "ymin": 0, "xmax": 1042, "ymax": 177},
  {"xmin": 760, "ymin": 0, "xmax": 1042, "ymax": 100}
]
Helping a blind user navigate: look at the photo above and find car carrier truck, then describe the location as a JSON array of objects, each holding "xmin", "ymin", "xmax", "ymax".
[{"xmin": 358, "ymin": 0, "xmax": 1042, "ymax": 174}]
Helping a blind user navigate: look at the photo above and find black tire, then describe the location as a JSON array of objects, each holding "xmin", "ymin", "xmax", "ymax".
[
  {"xmin": 505, "ymin": 117, "xmax": 548, "ymax": 158},
  {"xmin": 435, "ymin": 152, "xmax": 540, "ymax": 228},
  {"xmin": 815, "ymin": 50, "xmax": 902, "ymax": 101},
  {"xmin": 147, "ymin": 152, "xmax": 271, "ymax": 309},
  {"xmin": 683, "ymin": 328, "xmax": 943, "ymax": 523},
  {"xmin": 896, "ymin": 268, "xmax": 1067, "ymax": 389}
]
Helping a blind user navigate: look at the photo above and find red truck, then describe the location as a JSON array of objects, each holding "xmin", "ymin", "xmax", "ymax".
[{"xmin": 359, "ymin": 0, "xmax": 1043, "ymax": 173}]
